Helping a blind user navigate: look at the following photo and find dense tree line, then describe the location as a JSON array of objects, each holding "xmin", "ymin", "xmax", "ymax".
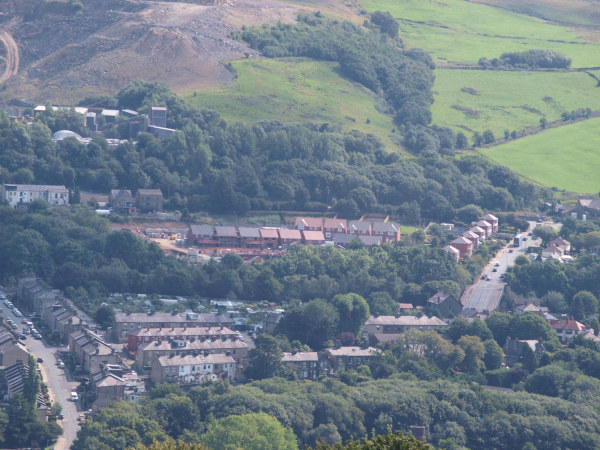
[
  {"xmin": 71, "ymin": 371, "xmax": 600, "ymax": 450},
  {"xmin": 479, "ymin": 49, "xmax": 572, "ymax": 69}
]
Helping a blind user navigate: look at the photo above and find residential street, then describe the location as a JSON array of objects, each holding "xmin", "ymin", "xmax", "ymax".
[
  {"xmin": 2, "ymin": 294, "xmax": 81, "ymax": 450},
  {"xmin": 462, "ymin": 221, "xmax": 559, "ymax": 312}
]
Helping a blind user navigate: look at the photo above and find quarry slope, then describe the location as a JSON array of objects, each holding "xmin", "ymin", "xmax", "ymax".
[{"xmin": 0, "ymin": 0, "xmax": 302, "ymax": 103}]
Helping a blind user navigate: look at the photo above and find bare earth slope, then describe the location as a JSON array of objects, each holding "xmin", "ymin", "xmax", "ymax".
[{"xmin": 0, "ymin": 0, "xmax": 300, "ymax": 103}]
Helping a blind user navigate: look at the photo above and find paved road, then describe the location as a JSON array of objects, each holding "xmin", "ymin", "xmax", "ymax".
[
  {"xmin": 2, "ymin": 296, "xmax": 81, "ymax": 449},
  {"xmin": 462, "ymin": 221, "xmax": 550, "ymax": 312}
]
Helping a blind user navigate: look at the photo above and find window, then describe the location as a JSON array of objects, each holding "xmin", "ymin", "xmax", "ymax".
[
  {"xmin": 357, "ymin": 358, "xmax": 361, "ymax": 365},
  {"xmin": 376, "ymin": 326, "xmax": 380, "ymax": 331},
  {"xmin": 348, "ymin": 357, "xmax": 353, "ymax": 365}
]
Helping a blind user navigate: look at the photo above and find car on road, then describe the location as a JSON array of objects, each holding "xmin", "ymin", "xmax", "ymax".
[
  {"xmin": 78, "ymin": 377, "xmax": 89, "ymax": 383},
  {"xmin": 17, "ymin": 334, "xmax": 26, "ymax": 340},
  {"xmin": 500, "ymin": 273, "xmax": 505, "ymax": 279},
  {"xmin": 523, "ymin": 237, "xmax": 528, "ymax": 241},
  {"xmin": 492, "ymin": 268, "xmax": 497, "ymax": 272},
  {"xmin": 494, "ymin": 262, "xmax": 500, "ymax": 267},
  {"xmin": 71, "ymin": 392, "xmax": 78, "ymax": 402},
  {"xmin": 58, "ymin": 361, "xmax": 65, "ymax": 369},
  {"xmin": 0, "ymin": 295, "xmax": 5, "ymax": 300},
  {"xmin": 33, "ymin": 334, "xmax": 42, "ymax": 340},
  {"xmin": 21, "ymin": 318, "xmax": 28, "ymax": 324},
  {"xmin": 528, "ymin": 232, "xmax": 532, "ymax": 236},
  {"xmin": 58, "ymin": 413, "xmax": 64, "ymax": 420},
  {"xmin": 508, "ymin": 249, "xmax": 514, "ymax": 253},
  {"xmin": 10, "ymin": 323, "xmax": 17, "ymax": 330},
  {"xmin": 37, "ymin": 357, "xmax": 43, "ymax": 363}
]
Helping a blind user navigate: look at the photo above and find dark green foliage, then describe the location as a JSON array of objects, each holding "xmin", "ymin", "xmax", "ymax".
[
  {"xmin": 95, "ymin": 304, "xmax": 115, "ymax": 329},
  {"xmin": 245, "ymin": 335, "xmax": 285, "ymax": 380},
  {"xmin": 369, "ymin": 11, "xmax": 400, "ymax": 39},
  {"xmin": 479, "ymin": 49, "xmax": 572, "ymax": 69},
  {"xmin": 72, "ymin": 375, "xmax": 600, "ymax": 450}
]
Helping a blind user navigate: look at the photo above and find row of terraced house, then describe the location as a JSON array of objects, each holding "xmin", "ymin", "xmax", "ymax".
[
  {"xmin": 187, "ymin": 218, "xmax": 401, "ymax": 250},
  {"xmin": 442, "ymin": 214, "xmax": 499, "ymax": 260}
]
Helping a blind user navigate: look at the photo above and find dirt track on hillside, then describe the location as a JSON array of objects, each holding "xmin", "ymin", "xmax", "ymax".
[{"xmin": 0, "ymin": 18, "xmax": 20, "ymax": 84}]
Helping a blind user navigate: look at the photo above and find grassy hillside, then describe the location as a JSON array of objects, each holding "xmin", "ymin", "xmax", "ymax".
[
  {"xmin": 481, "ymin": 117, "xmax": 600, "ymax": 193},
  {"xmin": 432, "ymin": 70, "xmax": 600, "ymax": 135},
  {"xmin": 184, "ymin": 58, "xmax": 399, "ymax": 149},
  {"xmin": 360, "ymin": 0, "xmax": 600, "ymax": 67}
]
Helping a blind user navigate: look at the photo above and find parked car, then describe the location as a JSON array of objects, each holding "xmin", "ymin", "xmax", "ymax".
[
  {"xmin": 33, "ymin": 334, "xmax": 42, "ymax": 340},
  {"xmin": 21, "ymin": 318, "xmax": 28, "ymax": 324},
  {"xmin": 508, "ymin": 249, "xmax": 514, "ymax": 253},
  {"xmin": 78, "ymin": 377, "xmax": 89, "ymax": 383},
  {"xmin": 71, "ymin": 392, "xmax": 78, "ymax": 402},
  {"xmin": 58, "ymin": 361, "xmax": 65, "ymax": 369},
  {"xmin": 18, "ymin": 334, "xmax": 26, "ymax": 340},
  {"xmin": 58, "ymin": 413, "xmax": 64, "ymax": 420},
  {"xmin": 0, "ymin": 295, "xmax": 5, "ymax": 300},
  {"xmin": 494, "ymin": 262, "xmax": 500, "ymax": 267},
  {"xmin": 37, "ymin": 357, "xmax": 43, "ymax": 363},
  {"xmin": 492, "ymin": 268, "xmax": 498, "ymax": 272}
]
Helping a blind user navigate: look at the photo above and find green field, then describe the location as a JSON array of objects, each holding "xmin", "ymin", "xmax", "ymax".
[
  {"xmin": 482, "ymin": 117, "xmax": 600, "ymax": 193},
  {"xmin": 361, "ymin": 0, "xmax": 600, "ymax": 67},
  {"xmin": 185, "ymin": 58, "xmax": 398, "ymax": 149},
  {"xmin": 432, "ymin": 69, "xmax": 600, "ymax": 135}
]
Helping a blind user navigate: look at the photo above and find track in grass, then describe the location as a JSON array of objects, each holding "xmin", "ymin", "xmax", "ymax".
[
  {"xmin": 481, "ymin": 117, "xmax": 600, "ymax": 194},
  {"xmin": 185, "ymin": 58, "xmax": 398, "ymax": 149}
]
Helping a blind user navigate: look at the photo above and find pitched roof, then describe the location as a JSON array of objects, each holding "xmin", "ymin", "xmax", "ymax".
[
  {"xmin": 302, "ymin": 230, "xmax": 325, "ymax": 241},
  {"xmin": 114, "ymin": 312, "xmax": 233, "ymax": 324},
  {"xmin": 482, "ymin": 214, "xmax": 498, "ymax": 221},
  {"xmin": 238, "ymin": 227, "xmax": 261, "ymax": 238},
  {"xmin": 443, "ymin": 245, "xmax": 460, "ymax": 254},
  {"xmin": 470, "ymin": 226, "xmax": 485, "ymax": 234},
  {"xmin": 426, "ymin": 291, "xmax": 457, "ymax": 305},
  {"xmin": 281, "ymin": 352, "xmax": 319, "ymax": 362},
  {"xmin": 462, "ymin": 231, "xmax": 479, "ymax": 240},
  {"xmin": 137, "ymin": 189, "xmax": 163, "ymax": 196},
  {"xmin": 365, "ymin": 315, "xmax": 448, "ymax": 327},
  {"xmin": 295, "ymin": 217, "xmax": 323, "ymax": 228},
  {"xmin": 372, "ymin": 222, "xmax": 400, "ymax": 233},
  {"xmin": 139, "ymin": 338, "xmax": 248, "ymax": 352},
  {"xmin": 214, "ymin": 226, "xmax": 237, "ymax": 236},
  {"xmin": 325, "ymin": 346, "xmax": 379, "ymax": 357},
  {"xmin": 156, "ymin": 354, "xmax": 235, "ymax": 367},
  {"xmin": 189, "ymin": 225, "xmax": 214, "ymax": 236},
  {"xmin": 259, "ymin": 228, "xmax": 279, "ymax": 238},
  {"xmin": 323, "ymin": 219, "xmax": 347, "ymax": 230},
  {"xmin": 543, "ymin": 244, "xmax": 564, "ymax": 254},
  {"xmin": 549, "ymin": 237, "xmax": 570, "ymax": 246},
  {"xmin": 359, "ymin": 235, "xmax": 382, "ymax": 246},
  {"xmin": 4, "ymin": 184, "xmax": 68, "ymax": 192},
  {"xmin": 131, "ymin": 327, "xmax": 235, "ymax": 338},
  {"xmin": 450, "ymin": 237, "xmax": 472, "ymax": 245},
  {"xmin": 333, "ymin": 234, "xmax": 356, "ymax": 245},
  {"xmin": 278, "ymin": 229, "xmax": 301, "ymax": 240},
  {"xmin": 477, "ymin": 220, "xmax": 492, "ymax": 228},
  {"xmin": 551, "ymin": 318, "xmax": 587, "ymax": 332},
  {"xmin": 348, "ymin": 221, "xmax": 371, "ymax": 232}
]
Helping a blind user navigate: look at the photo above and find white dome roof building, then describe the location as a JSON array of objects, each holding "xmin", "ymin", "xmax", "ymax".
[{"xmin": 52, "ymin": 130, "xmax": 83, "ymax": 141}]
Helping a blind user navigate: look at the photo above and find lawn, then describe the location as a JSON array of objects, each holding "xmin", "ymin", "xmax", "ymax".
[
  {"xmin": 481, "ymin": 117, "xmax": 600, "ymax": 194},
  {"xmin": 361, "ymin": 0, "xmax": 600, "ymax": 67},
  {"xmin": 401, "ymin": 225, "xmax": 418, "ymax": 235},
  {"xmin": 431, "ymin": 69, "xmax": 600, "ymax": 136},
  {"xmin": 184, "ymin": 58, "xmax": 398, "ymax": 149}
]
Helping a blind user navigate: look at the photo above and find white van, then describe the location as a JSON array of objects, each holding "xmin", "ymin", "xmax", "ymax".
[
  {"xmin": 71, "ymin": 392, "xmax": 78, "ymax": 402},
  {"xmin": 26, "ymin": 322, "xmax": 34, "ymax": 329}
]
